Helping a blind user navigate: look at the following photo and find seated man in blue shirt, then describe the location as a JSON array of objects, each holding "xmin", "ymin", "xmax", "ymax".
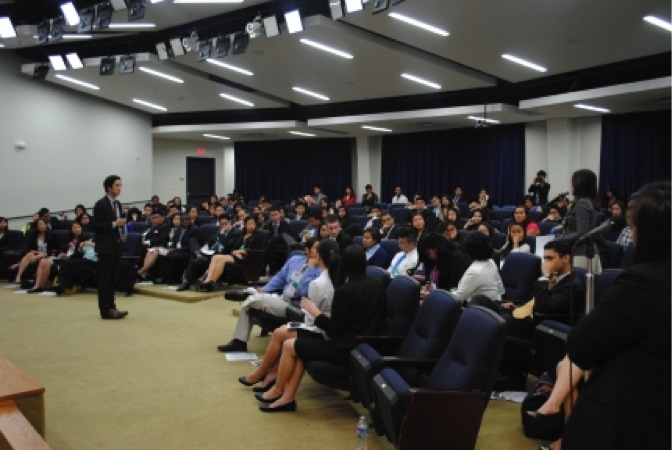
[{"xmin": 217, "ymin": 239, "xmax": 322, "ymax": 352}]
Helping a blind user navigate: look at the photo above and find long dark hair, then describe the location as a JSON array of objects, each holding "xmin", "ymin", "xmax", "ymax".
[
  {"xmin": 317, "ymin": 239, "xmax": 343, "ymax": 288},
  {"xmin": 417, "ymin": 233, "xmax": 461, "ymax": 268},
  {"xmin": 500, "ymin": 221, "xmax": 527, "ymax": 259},
  {"xmin": 341, "ymin": 245, "xmax": 367, "ymax": 282},
  {"xmin": 514, "ymin": 205, "xmax": 532, "ymax": 229},
  {"xmin": 572, "ymin": 169, "xmax": 599, "ymax": 207},
  {"xmin": 68, "ymin": 222, "xmax": 85, "ymax": 243},
  {"xmin": 30, "ymin": 218, "xmax": 51, "ymax": 246},
  {"xmin": 631, "ymin": 181, "xmax": 670, "ymax": 264}
]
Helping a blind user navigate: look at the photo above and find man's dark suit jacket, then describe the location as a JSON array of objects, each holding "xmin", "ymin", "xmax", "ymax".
[
  {"xmin": 380, "ymin": 224, "xmax": 400, "ymax": 241},
  {"xmin": 532, "ymin": 271, "xmax": 585, "ymax": 325},
  {"xmin": 92, "ymin": 196, "xmax": 123, "ymax": 255},
  {"xmin": 171, "ymin": 225, "xmax": 202, "ymax": 253},
  {"xmin": 264, "ymin": 220, "xmax": 290, "ymax": 239},
  {"xmin": 207, "ymin": 228, "xmax": 241, "ymax": 254},
  {"xmin": 142, "ymin": 224, "xmax": 169, "ymax": 247},
  {"xmin": 294, "ymin": 214, "xmax": 308, "ymax": 221},
  {"xmin": 405, "ymin": 208, "xmax": 434, "ymax": 225}
]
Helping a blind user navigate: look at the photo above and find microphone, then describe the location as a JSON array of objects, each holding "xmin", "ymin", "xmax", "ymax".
[{"xmin": 576, "ymin": 220, "xmax": 614, "ymax": 243}]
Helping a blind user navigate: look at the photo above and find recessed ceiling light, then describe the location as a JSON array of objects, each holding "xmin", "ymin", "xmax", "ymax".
[
  {"xmin": 344, "ymin": 0, "xmax": 363, "ymax": 13},
  {"xmin": 219, "ymin": 93, "xmax": 254, "ymax": 107},
  {"xmin": 400, "ymin": 73, "xmax": 441, "ymax": 89},
  {"xmin": 63, "ymin": 34, "xmax": 92, "ymax": 39},
  {"xmin": 467, "ymin": 116, "xmax": 500, "ymax": 124},
  {"xmin": 502, "ymin": 54, "xmax": 547, "ymax": 72},
  {"xmin": 139, "ymin": 66, "xmax": 184, "ymax": 83},
  {"xmin": 292, "ymin": 86, "xmax": 330, "ymax": 101},
  {"xmin": 0, "ymin": 17, "xmax": 16, "ymax": 39},
  {"xmin": 388, "ymin": 12, "xmax": 449, "ymax": 36},
  {"xmin": 174, "ymin": 0, "xmax": 243, "ymax": 3},
  {"xmin": 362, "ymin": 125, "xmax": 392, "ymax": 132},
  {"xmin": 49, "ymin": 55, "xmax": 67, "ymax": 71},
  {"xmin": 108, "ymin": 23, "xmax": 156, "ymax": 28},
  {"xmin": 203, "ymin": 134, "xmax": 230, "ymax": 140},
  {"xmin": 300, "ymin": 38, "xmax": 353, "ymax": 59},
  {"xmin": 643, "ymin": 15, "xmax": 672, "ymax": 32},
  {"xmin": 55, "ymin": 74, "xmax": 100, "ymax": 90},
  {"xmin": 150, "ymin": 0, "xmax": 163, "ymax": 3},
  {"xmin": 205, "ymin": 58, "xmax": 253, "ymax": 75},
  {"xmin": 284, "ymin": 10, "xmax": 303, "ymax": 34},
  {"xmin": 289, "ymin": 131, "xmax": 316, "ymax": 137},
  {"xmin": 60, "ymin": 2, "xmax": 80, "ymax": 26},
  {"xmin": 574, "ymin": 104, "xmax": 610, "ymax": 113},
  {"xmin": 133, "ymin": 98, "xmax": 167, "ymax": 111},
  {"xmin": 65, "ymin": 53, "xmax": 84, "ymax": 69}
]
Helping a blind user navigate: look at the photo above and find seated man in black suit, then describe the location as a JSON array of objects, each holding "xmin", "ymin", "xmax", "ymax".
[
  {"xmin": 38, "ymin": 208, "xmax": 60, "ymax": 230},
  {"xmin": 325, "ymin": 214, "xmax": 353, "ymax": 251},
  {"xmin": 293, "ymin": 202, "xmax": 308, "ymax": 221},
  {"xmin": 177, "ymin": 214, "xmax": 240, "ymax": 291},
  {"xmin": 136, "ymin": 209, "xmax": 170, "ymax": 280},
  {"xmin": 379, "ymin": 211, "xmax": 400, "ymax": 240},
  {"xmin": 150, "ymin": 195, "xmax": 168, "ymax": 216},
  {"xmin": 471, "ymin": 239, "xmax": 584, "ymax": 341},
  {"xmin": 404, "ymin": 196, "xmax": 434, "ymax": 225},
  {"xmin": 264, "ymin": 208, "xmax": 290, "ymax": 273},
  {"xmin": 362, "ymin": 205, "xmax": 383, "ymax": 230},
  {"xmin": 361, "ymin": 184, "xmax": 380, "ymax": 214},
  {"xmin": 157, "ymin": 213, "xmax": 202, "ymax": 284}
]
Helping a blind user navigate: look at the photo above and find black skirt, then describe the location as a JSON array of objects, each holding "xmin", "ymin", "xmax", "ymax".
[{"xmin": 294, "ymin": 331, "xmax": 350, "ymax": 366}]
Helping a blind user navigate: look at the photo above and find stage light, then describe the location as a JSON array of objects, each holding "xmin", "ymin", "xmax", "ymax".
[
  {"xmin": 245, "ymin": 15, "xmax": 264, "ymax": 39},
  {"xmin": 344, "ymin": 0, "xmax": 363, "ymax": 13},
  {"xmin": 170, "ymin": 38, "xmax": 185, "ymax": 57},
  {"xmin": 371, "ymin": 0, "xmax": 389, "ymax": 14},
  {"xmin": 182, "ymin": 30, "xmax": 198, "ymax": 52},
  {"xmin": 214, "ymin": 35, "xmax": 230, "ymax": 58},
  {"xmin": 197, "ymin": 39, "xmax": 212, "ymax": 61},
  {"xmin": 119, "ymin": 55, "xmax": 136, "ymax": 74},
  {"xmin": 128, "ymin": 0, "xmax": 146, "ymax": 21},
  {"xmin": 263, "ymin": 15, "xmax": 279, "ymax": 38},
  {"xmin": 329, "ymin": 1, "xmax": 343, "ymax": 20},
  {"xmin": 0, "ymin": 17, "xmax": 16, "ymax": 38},
  {"xmin": 78, "ymin": 8, "xmax": 94, "ymax": 33},
  {"xmin": 60, "ymin": 2, "xmax": 80, "ymax": 26},
  {"xmin": 156, "ymin": 42, "xmax": 171, "ymax": 60},
  {"xmin": 100, "ymin": 57, "xmax": 116, "ymax": 75},
  {"xmin": 110, "ymin": 0, "xmax": 127, "ymax": 10},
  {"xmin": 51, "ymin": 18, "xmax": 65, "ymax": 41},
  {"xmin": 285, "ymin": 10, "xmax": 303, "ymax": 34},
  {"xmin": 37, "ymin": 21, "xmax": 50, "ymax": 45},
  {"xmin": 49, "ymin": 55, "xmax": 67, "ymax": 71},
  {"xmin": 231, "ymin": 32, "xmax": 249, "ymax": 54},
  {"xmin": 95, "ymin": 3, "xmax": 114, "ymax": 29},
  {"xmin": 66, "ymin": 53, "xmax": 84, "ymax": 69},
  {"xmin": 33, "ymin": 64, "xmax": 50, "ymax": 80}
]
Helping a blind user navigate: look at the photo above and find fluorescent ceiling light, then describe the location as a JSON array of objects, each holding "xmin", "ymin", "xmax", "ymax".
[
  {"xmin": 150, "ymin": 0, "xmax": 164, "ymax": 3},
  {"xmin": 64, "ymin": 34, "xmax": 92, "ymax": 39},
  {"xmin": 65, "ymin": 53, "xmax": 84, "ymax": 69},
  {"xmin": 292, "ymin": 86, "xmax": 330, "ymax": 101},
  {"xmin": 467, "ymin": 116, "xmax": 500, "ymax": 124},
  {"xmin": 203, "ymin": 134, "xmax": 230, "ymax": 140},
  {"xmin": 108, "ymin": 23, "xmax": 156, "ymax": 28},
  {"xmin": 643, "ymin": 15, "xmax": 672, "ymax": 32},
  {"xmin": 300, "ymin": 38, "xmax": 353, "ymax": 59},
  {"xmin": 362, "ymin": 125, "xmax": 392, "ymax": 132},
  {"xmin": 219, "ymin": 93, "xmax": 254, "ymax": 107},
  {"xmin": 289, "ymin": 131, "xmax": 316, "ymax": 137},
  {"xmin": 285, "ymin": 10, "xmax": 303, "ymax": 34},
  {"xmin": 205, "ymin": 59, "xmax": 253, "ymax": 75},
  {"xmin": 344, "ymin": 0, "xmax": 363, "ymax": 13},
  {"xmin": 0, "ymin": 17, "xmax": 16, "ymax": 38},
  {"xmin": 574, "ymin": 104, "xmax": 610, "ymax": 113},
  {"xmin": 60, "ymin": 2, "xmax": 80, "ymax": 26},
  {"xmin": 55, "ymin": 74, "xmax": 99, "ymax": 90},
  {"xmin": 139, "ymin": 66, "xmax": 184, "ymax": 83},
  {"xmin": 133, "ymin": 98, "xmax": 167, "ymax": 111},
  {"xmin": 400, "ymin": 73, "xmax": 441, "ymax": 89},
  {"xmin": 174, "ymin": 0, "xmax": 243, "ymax": 3},
  {"xmin": 389, "ymin": 12, "xmax": 449, "ymax": 36},
  {"xmin": 49, "ymin": 55, "xmax": 67, "ymax": 71},
  {"xmin": 502, "ymin": 54, "xmax": 547, "ymax": 72}
]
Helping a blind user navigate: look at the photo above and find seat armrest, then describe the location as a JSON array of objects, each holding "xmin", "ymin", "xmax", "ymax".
[
  {"xmin": 379, "ymin": 357, "xmax": 439, "ymax": 368},
  {"xmin": 356, "ymin": 335, "xmax": 406, "ymax": 343}
]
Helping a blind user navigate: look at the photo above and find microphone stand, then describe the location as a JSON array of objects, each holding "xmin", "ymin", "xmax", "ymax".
[{"xmin": 582, "ymin": 235, "xmax": 596, "ymax": 381}]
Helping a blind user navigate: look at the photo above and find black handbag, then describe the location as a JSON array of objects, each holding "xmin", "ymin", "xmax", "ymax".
[{"xmin": 521, "ymin": 374, "xmax": 564, "ymax": 440}]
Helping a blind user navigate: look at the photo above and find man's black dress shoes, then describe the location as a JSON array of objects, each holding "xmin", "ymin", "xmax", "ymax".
[
  {"xmin": 101, "ymin": 309, "xmax": 128, "ymax": 320},
  {"xmin": 176, "ymin": 283, "xmax": 191, "ymax": 292},
  {"xmin": 217, "ymin": 339, "xmax": 247, "ymax": 352}
]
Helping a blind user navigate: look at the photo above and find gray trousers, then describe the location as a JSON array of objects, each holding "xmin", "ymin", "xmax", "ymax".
[{"xmin": 233, "ymin": 294, "xmax": 289, "ymax": 342}]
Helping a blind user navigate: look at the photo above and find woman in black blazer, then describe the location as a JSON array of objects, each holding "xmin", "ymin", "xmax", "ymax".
[
  {"xmin": 11, "ymin": 219, "xmax": 57, "ymax": 284},
  {"xmin": 0, "ymin": 217, "xmax": 16, "ymax": 255},
  {"xmin": 530, "ymin": 181, "xmax": 671, "ymax": 450},
  {"xmin": 188, "ymin": 206, "xmax": 203, "ymax": 227},
  {"xmin": 253, "ymin": 245, "xmax": 386, "ymax": 412},
  {"xmin": 200, "ymin": 216, "xmax": 262, "ymax": 290}
]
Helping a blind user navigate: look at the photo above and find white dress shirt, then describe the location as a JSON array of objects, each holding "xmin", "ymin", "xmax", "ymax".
[
  {"xmin": 303, "ymin": 270, "xmax": 335, "ymax": 336},
  {"xmin": 392, "ymin": 194, "xmax": 408, "ymax": 204},
  {"xmin": 451, "ymin": 259, "xmax": 505, "ymax": 302},
  {"xmin": 387, "ymin": 248, "xmax": 418, "ymax": 277}
]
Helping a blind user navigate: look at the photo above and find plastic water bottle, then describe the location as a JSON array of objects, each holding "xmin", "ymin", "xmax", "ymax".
[{"xmin": 356, "ymin": 416, "xmax": 368, "ymax": 450}]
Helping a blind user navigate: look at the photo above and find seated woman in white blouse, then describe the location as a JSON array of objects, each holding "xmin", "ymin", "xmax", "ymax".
[
  {"xmin": 450, "ymin": 231, "xmax": 505, "ymax": 304},
  {"xmin": 497, "ymin": 221, "xmax": 531, "ymax": 269},
  {"xmin": 238, "ymin": 239, "xmax": 341, "ymax": 393}
]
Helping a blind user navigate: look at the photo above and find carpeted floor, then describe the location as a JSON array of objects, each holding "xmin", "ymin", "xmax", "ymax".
[{"xmin": 0, "ymin": 284, "xmax": 544, "ymax": 450}]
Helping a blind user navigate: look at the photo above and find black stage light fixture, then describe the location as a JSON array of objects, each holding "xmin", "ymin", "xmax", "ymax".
[
  {"xmin": 110, "ymin": 0, "xmax": 127, "ymax": 11},
  {"xmin": 390, "ymin": 0, "xmax": 405, "ymax": 4},
  {"xmin": 100, "ymin": 56, "xmax": 116, "ymax": 75},
  {"xmin": 37, "ymin": 21, "xmax": 50, "ymax": 45},
  {"xmin": 95, "ymin": 3, "xmax": 114, "ymax": 30},
  {"xmin": 119, "ymin": 55, "xmax": 135, "ymax": 74},
  {"xmin": 128, "ymin": 0, "xmax": 146, "ymax": 22},
  {"xmin": 231, "ymin": 32, "xmax": 249, "ymax": 55},
  {"xmin": 214, "ymin": 35, "xmax": 230, "ymax": 58},
  {"xmin": 33, "ymin": 63, "xmax": 50, "ymax": 80},
  {"xmin": 51, "ymin": 17, "xmax": 65, "ymax": 41},
  {"xmin": 197, "ymin": 39, "xmax": 212, "ymax": 61},
  {"xmin": 329, "ymin": 0, "xmax": 344, "ymax": 20},
  {"xmin": 371, "ymin": 0, "xmax": 390, "ymax": 14},
  {"xmin": 79, "ymin": 7, "xmax": 94, "ymax": 33}
]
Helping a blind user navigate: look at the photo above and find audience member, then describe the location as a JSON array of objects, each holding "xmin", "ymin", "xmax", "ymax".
[
  {"xmin": 435, "ymin": 220, "xmax": 462, "ymax": 245},
  {"xmin": 446, "ymin": 206, "xmax": 461, "ymax": 224},
  {"xmin": 293, "ymin": 203, "xmax": 308, "ymax": 221},
  {"xmin": 336, "ymin": 206, "xmax": 356, "ymax": 230},
  {"xmin": 157, "ymin": 213, "xmax": 202, "ymax": 285},
  {"xmin": 325, "ymin": 215, "xmax": 353, "ymax": 251},
  {"xmin": 0, "ymin": 217, "xmax": 15, "ymax": 257},
  {"xmin": 437, "ymin": 195, "xmax": 453, "ymax": 221},
  {"xmin": 232, "ymin": 209, "xmax": 247, "ymax": 232},
  {"xmin": 265, "ymin": 208, "xmax": 291, "ymax": 273},
  {"xmin": 616, "ymin": 204, "xmax": 633, "ymax": 250},
  {"xmin": 318, "ymin": 221, "xmax": 329, "ymax": 240},
  {"xmin": 514, "ymin": 205, "xmax": 541, "ymax": 236},
  {"xmin": 453, "ymin": 186, "xmax": 465, "ymax": 204},
  {"xmin": 319, "ymin": 198, "xmax": 333, "ymax": 215},
  {"xmin": 188, "ymin": 206, "xmax": 203, "ymax": 227},
  {"xmin": 411, "ymin": 212, "xmax": 428, "ymax": 239},
  {"xmin": 404, "ymin": 195, "xmax": 433, "ymax": 224},
  {"xmin": 429, "ymin": 195, "xmax": 442, "ymax": 218},
  {"xmin": 11, "ymin": 219, "xmax": 57, "ymax": 284},
  {"xmin": 320, "ymin": 207, "xmax": 330, "ymax": 222},
  {"xmin": 497, "ymin": 221, "xmax": 530, "ymax": 267},
  {"xmin": 609, "ymin": 200, "xmax": 627, "ymax": 233},
  {"xmin": 363, "ymin": 205, "xmax": 382, "ymax": 230},
  {"xmin": 464, "ymin": 208, "xmax": 487, "ymax": 231},
  {"xmin": 29, "ymin": 222, "xmax": 86, "ymax": 293},
  {"xmin": 391, "ymin": 186, "xmax": 408, "ymax": 204},
  {"xmin": 477, "ymin": 188, "xmax": 493, "ymax": 210},
  {"xmin": 150, "ymin": 195, "xmax": 168, "ymax": 216},
  {"xmin": 37, "ymin": 208, "xmax": 60, "ymax": 230},
  {"xmin": 477, "ymin": 222, "xmax": 498, "ymax": 248},
  {"xmin": 602, "ymin": 184, "xmax": 620, "ymax": 211},
  {"xmin": 387, "ymin": 229, "xmax": 419, "ymax": 278},
  {"xmin": 136, "ymin": 210, "xmax": 170, "ymax": 280},
  {"xmin": 418, "ymin": 233, "xmax": 469, "ymax": 298},
  {"xmin": 361, "ymin": 228, "xmax": 388, "ymax": 267},
  {"xmin": 52, "ymin": 234, "xmax": 98, "ymax": 295},
  {"xmin": 449, "ymin": 232, "xmax": 504, "ymax": 304},
  {"xmin": 361, "ymin": 184, "xmax": 379, "ymax": 213},
  {"xmin": 523, "ymin": 195, "xmax": 544, "ymax": 213},
  {"xmin": 528, "ymin": 170, "xmax": 551, "ymax": 205},
  {"xmin": 379, "ymin": 212, "xmax": 399, "ymax": 240},
  {"xmin": 74, "ymin": 204, "xmax": 87, "ymax": 218},
  {"xmin": 543, "ymin": 207, "xmax": 562, "ymax": 222},
  {"xmin": 342, "ymin": 186, "xmax": 356, "ymax": 207},
  {"xmin": 76, "ymin": 213, "xmax": 92, "ymax": 233}
]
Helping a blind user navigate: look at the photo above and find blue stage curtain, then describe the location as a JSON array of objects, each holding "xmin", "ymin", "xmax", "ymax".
[
  {"xmin": 599, "ymin": 110, "xmax": 671, "ymax": 198},
  {"xmin": 234, "ymin": 138, "xmax": 354, "ymax": 203},
  {"xmin": 380, "ymin": 124, "xmax": 525, "ymax": 206}
]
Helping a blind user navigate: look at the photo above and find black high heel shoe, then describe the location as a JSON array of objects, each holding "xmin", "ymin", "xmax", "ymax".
[
  {"xmin": 252, "ymin": 378, "xmax": 276, "ymax": 393},
  {"xmin": 255, "ymin": 392, "xmax": 281, "ymax": 403},
  {"xmin": 526, "ymin": 410, "xmax": 564, "ymax": 440},
  {"xmin": 199, "ymin": 281, "xmax": 214, "ymax": 292},
  {"xmin": 259, "ymin": 400, "xmax": 296, "ymax": 413},
  {"xmin": 238, "ymin": 375, "xmax": 260, "ymax": 387}
]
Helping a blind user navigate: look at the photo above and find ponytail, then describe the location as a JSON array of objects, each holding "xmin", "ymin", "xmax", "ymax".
[{"xmin": 317, "ymin": 239, "xmax": 342, "ymax": 287}]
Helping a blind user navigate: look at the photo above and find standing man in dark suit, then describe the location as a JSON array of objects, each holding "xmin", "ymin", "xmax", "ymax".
[{"xmin": 92, "ymin": 175, "xmax": 128, "ymax": 320}]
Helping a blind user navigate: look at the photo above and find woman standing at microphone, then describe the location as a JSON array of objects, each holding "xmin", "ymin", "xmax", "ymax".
[{"xmin": 555, "ymin": 169, "xmax": 603, "ymax": 274}]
